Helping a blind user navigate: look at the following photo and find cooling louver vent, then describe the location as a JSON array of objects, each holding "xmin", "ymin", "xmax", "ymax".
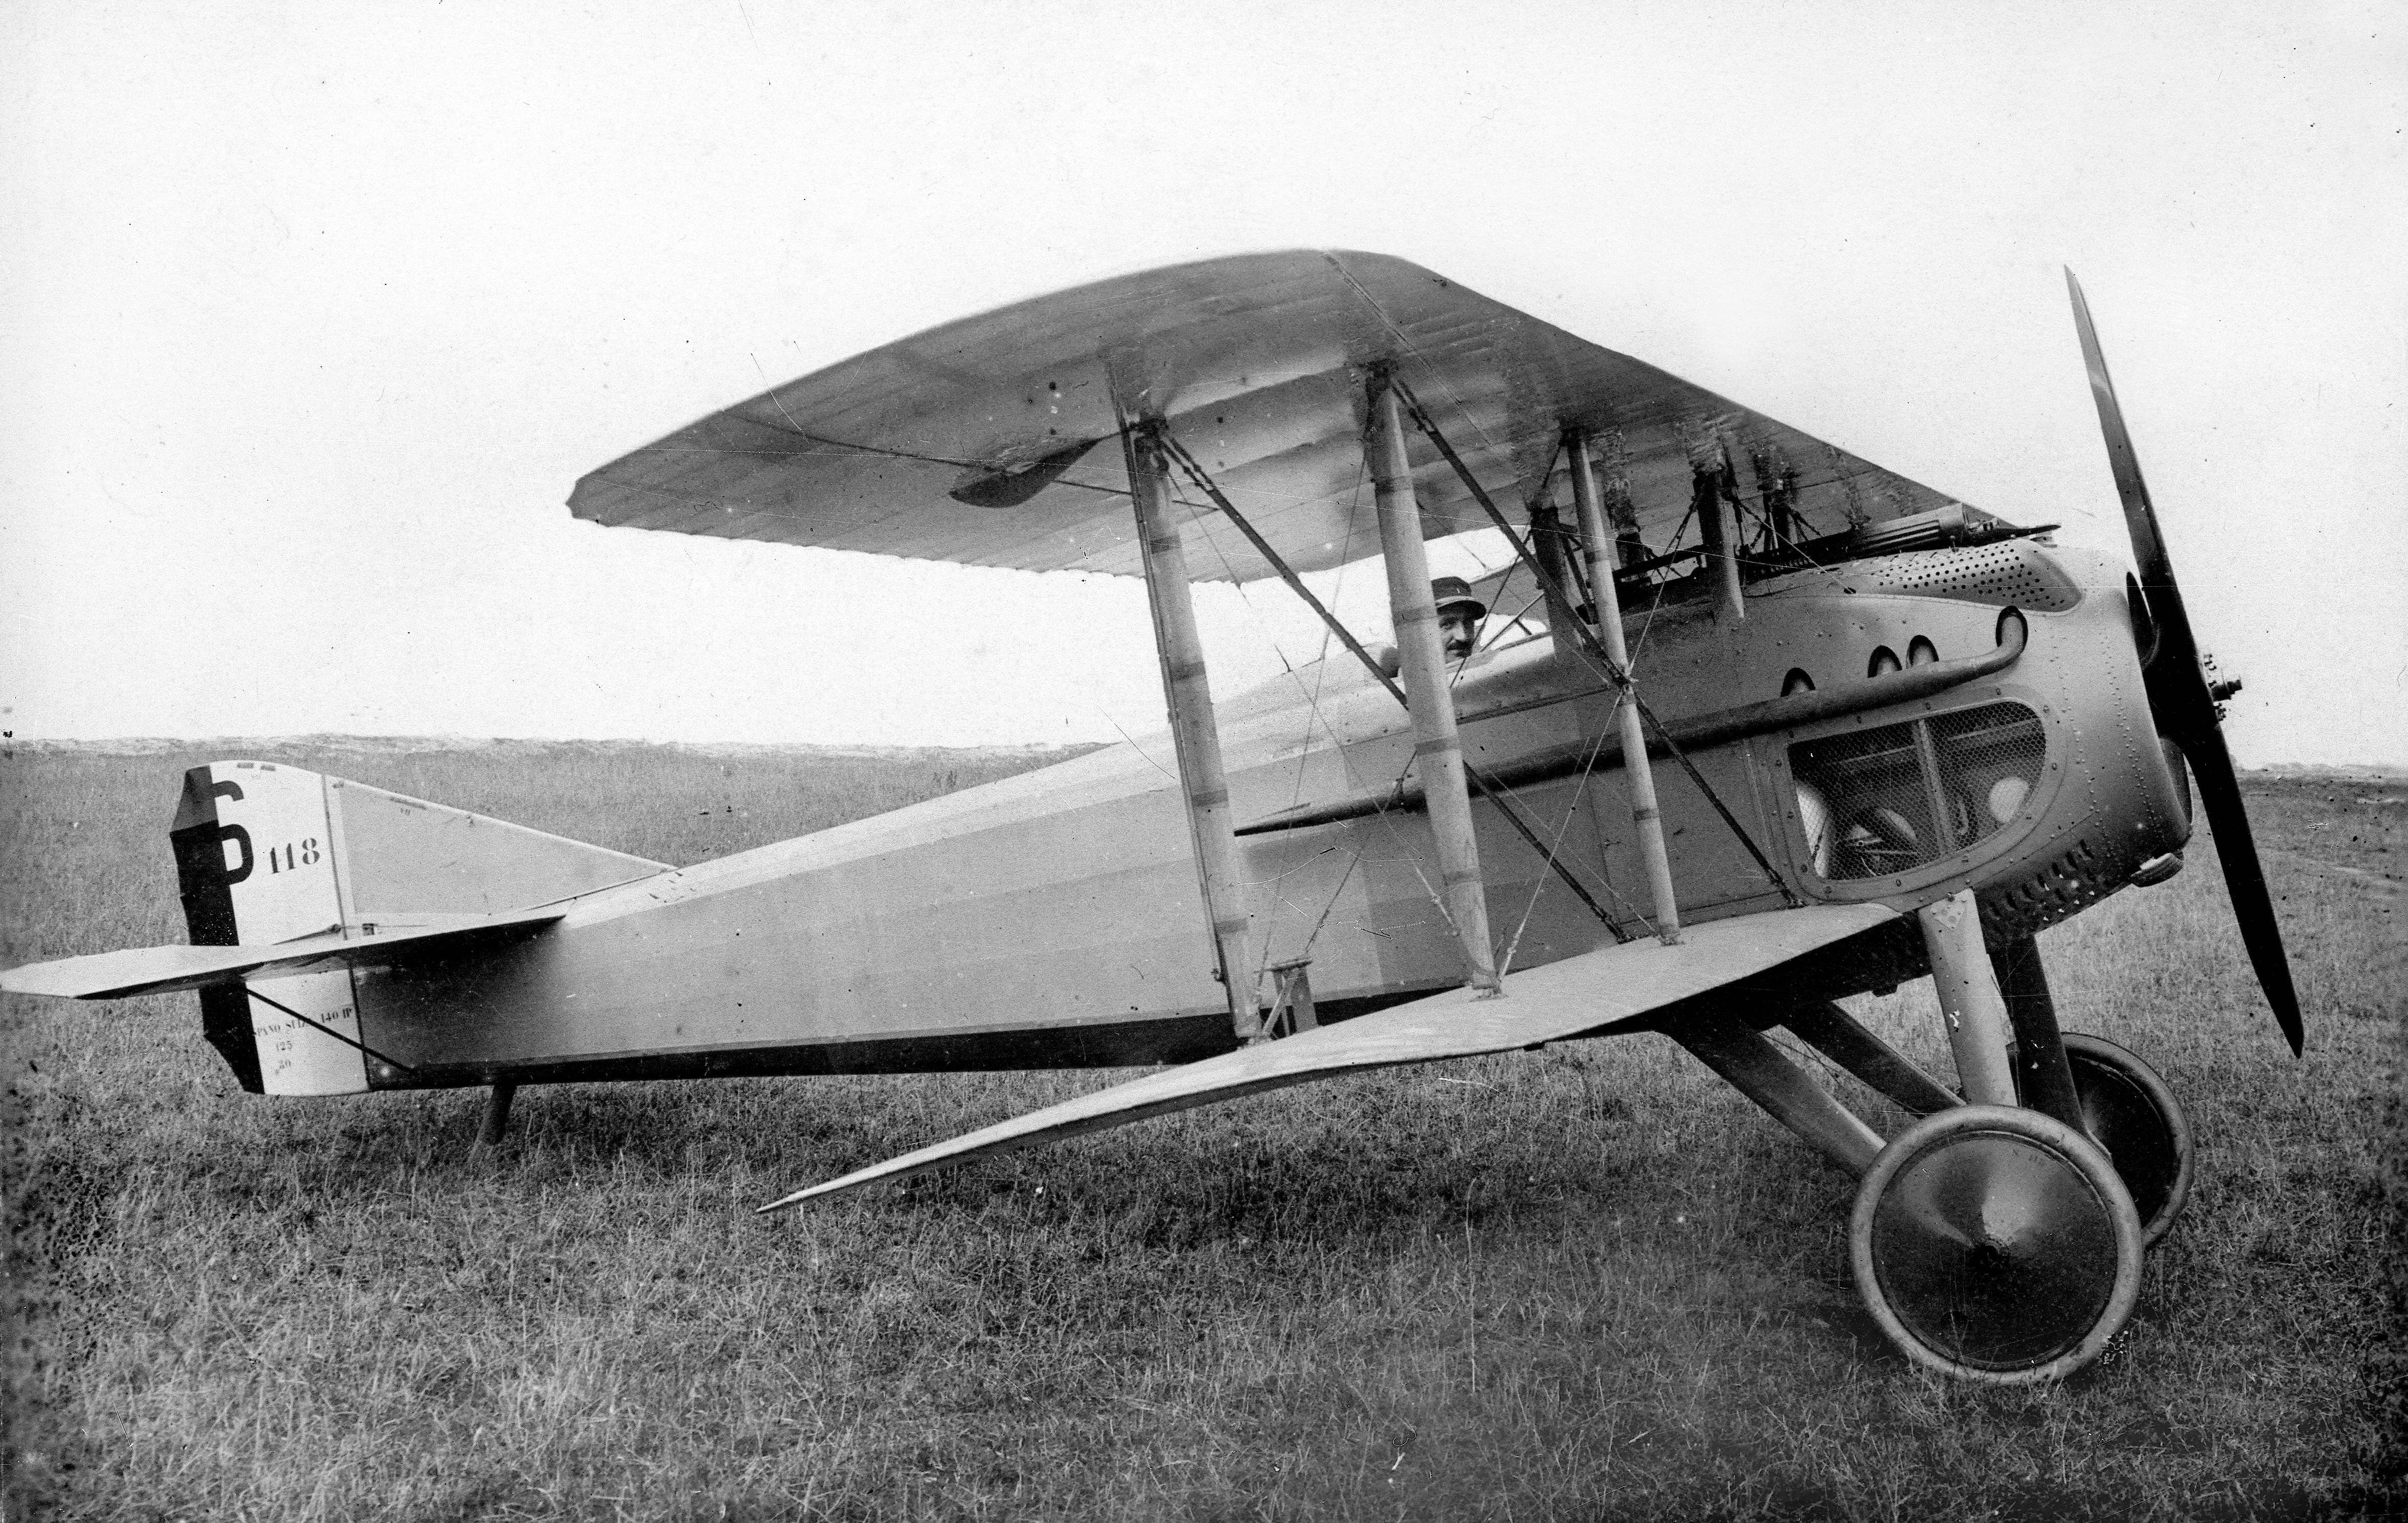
[
  {"xmin": 1857, "ymin": 544, "xmax": 2077, "ymax": 611},
  {"xmin": 1988, "ymin": 838, "xmax": 2121, "ymax": 937}
]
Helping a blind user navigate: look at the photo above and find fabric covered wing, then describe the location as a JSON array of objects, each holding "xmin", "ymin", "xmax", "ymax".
[
  {"xmin": 760, "ymin": 902, "xmax": 1897, "ymax": 1209},
  {"xmin": 0, "ymin": 908, "xmax": 565, "ymax": 1000},
  {"xmin": 571, "ymin": 251, "xmax": 1973, "ymax": 583}
]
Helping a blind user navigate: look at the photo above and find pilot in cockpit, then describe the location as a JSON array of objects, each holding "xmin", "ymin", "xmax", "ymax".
[{"xmin": 1433, "ymin": 577, "xmax": 1488, "ymax": 662}]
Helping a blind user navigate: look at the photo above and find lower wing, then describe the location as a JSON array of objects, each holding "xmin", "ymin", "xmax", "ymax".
[{"xmin": 761, "ymin": 901, "xmax": 1898, "ymax": 1210}]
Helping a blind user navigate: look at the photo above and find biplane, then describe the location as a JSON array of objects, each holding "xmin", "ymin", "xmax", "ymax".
[{"xmin": 4, "ymin": 252, "xmax": 2300, "ymax": 1384}]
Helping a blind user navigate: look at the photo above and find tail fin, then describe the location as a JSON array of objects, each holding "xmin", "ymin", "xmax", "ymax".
[{"xmin": 170, "ymin": 761, "xmax": 665, "ymax": 1095}]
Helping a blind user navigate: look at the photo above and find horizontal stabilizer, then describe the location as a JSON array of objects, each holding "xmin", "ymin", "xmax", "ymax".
[
  {"xmin": 0, "ymin": 907, "xmax": 564, "ymax": 1001},
  {"xmin": 760, "ymin": 902, "xmax": 1897, "ymax": 1210}
]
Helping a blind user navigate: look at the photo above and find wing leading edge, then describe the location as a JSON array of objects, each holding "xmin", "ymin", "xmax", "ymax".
[{"xmin": 760, "ymin": 901, "xmax": 1899, "ymax": 1210}]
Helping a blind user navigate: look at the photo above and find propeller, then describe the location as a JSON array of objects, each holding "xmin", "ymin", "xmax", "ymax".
[{"xmin": 2066, "ymin": 270, "xmax": 2302, "ymax": 1055}]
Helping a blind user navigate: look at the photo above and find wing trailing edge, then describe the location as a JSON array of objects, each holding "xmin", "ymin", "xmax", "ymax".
[
  {"xmin": 0, "ymin": 907, "xmax": 566, "ymax": 1001},
  {"xmin": 760, "ymin": 901, "xmax": 1899, "ymax": 1211}
]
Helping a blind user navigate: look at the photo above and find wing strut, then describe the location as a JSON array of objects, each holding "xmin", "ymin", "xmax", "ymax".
[
  {"xmin": 1696, "ymin": 447, "xmax": 1749, "ymax": 623},
  {"xmin": 1121, "ymin": 417, "xmax": 1263, "ymax": 1041},
  {"xmin": 1156, "ymin": 429, "xmax": 1627, "ymax": 937},
  {"xmin": 1367, "ymin": 372, "xmax": 1500, "ymax": 992},
  {"xmin": 1568, "ymin": 430, "xmax": 1683, "ymax": 943},
  {"xmin": 1393, "ymin": 380, "xmax": 1799, "ymax": 909}
]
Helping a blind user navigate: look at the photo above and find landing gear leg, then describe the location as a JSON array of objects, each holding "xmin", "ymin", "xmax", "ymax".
[
  {"xmin": 1999, "ymin": 935, "xmax": 2196, "ymax": 1246},
  {"xmin": 476, "ymin": 1081, "xmax": 517, "ymax": 1149},
  {"xmin": 1992, "ymin": 934, "xmax": 2084, "ymax": 1130},
  {"xmin": 1670, "ymin": 1006, "xmax": 1884, "ymax": 1174},
  {"xmin": 1781, "ymin": 1001, "xmax": 1959, "ymax": 1117},
  {"xmin": 1845, "ymin": 892, "xmax": 2145, "ymax": 1382},
  {"xmin": 1919, "ymin": 891, "xmax": 2018, "ymax": 1106}
]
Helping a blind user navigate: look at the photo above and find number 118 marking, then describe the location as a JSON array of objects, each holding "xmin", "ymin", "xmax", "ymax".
[{"xmin": 263, "ymin": 837, "xmax": 321, "ymax": 874}]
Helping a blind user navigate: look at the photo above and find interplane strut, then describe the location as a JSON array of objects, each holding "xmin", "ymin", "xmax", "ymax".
[
  {"xmin": 1156, "ymin": 429, "xmax": 1627, "ymax": 937},
  {"xmin": 1120, "ymin": 416, "xmax": 1261, "ymax": 1041},
  {"xmin": 1366, "ymin": 373, "xmax": 1500, "ymax": 993},
  {"xmin": 1567, "ymin": 430, "xmax": 1683, "ymax": 943},
  {"xmin": 1392, "ymin": 379, "xmax": 1799, "ymax": 910}
]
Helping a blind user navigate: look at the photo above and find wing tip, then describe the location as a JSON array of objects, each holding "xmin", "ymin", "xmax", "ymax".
[
  {"xmin": 0, "ymin": 954, "xmax": 191, "ymax": 1002},
  {"xmin": 755, "ymin": 1179, "xmax": 864, "ymax": 1214},
  {"xmin": 758, "ymin": 1159, "xmax": 919, "ymax": 1213}
]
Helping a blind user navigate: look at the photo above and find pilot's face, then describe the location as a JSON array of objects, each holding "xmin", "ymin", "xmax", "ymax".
[{"xmin": 1438, "ymin": 607, "xmax": 1483, "ymax": 661}]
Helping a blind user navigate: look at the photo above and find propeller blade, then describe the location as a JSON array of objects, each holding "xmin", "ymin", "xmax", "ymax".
[
  {"xmin": 2182, "ymin": 724, "xmax": 2305, "ymax": 1056},
  {"xmin": 2066, "ymin": 271, "xmax": 2176, "ymax": 594},
  {"xmin": 2066, "ymin": 269, "xmax": 2302, "ymax": 1053}
]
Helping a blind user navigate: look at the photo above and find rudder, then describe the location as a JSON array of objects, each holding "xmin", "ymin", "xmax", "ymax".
[{"xmin": 173, "ymin": 762, "xmax": 357, "ymax": 1095}]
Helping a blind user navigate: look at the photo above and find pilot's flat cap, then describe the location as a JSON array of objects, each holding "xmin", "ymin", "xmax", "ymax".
[{"xmin": 1430, "ymin": 577, "xmax": 1487, "ymax": 618}]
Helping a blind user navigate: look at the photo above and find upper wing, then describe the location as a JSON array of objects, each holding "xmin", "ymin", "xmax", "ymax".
[
  {"xmin": 0, "ymin": 908, "xmax": 564, "ymax": 1000},
  {"xmin": 570, "ymin": 250, "xmax": 1977, "ymax": 583},
  {"xmin": 760, "ymin": 901, "xmax": 1897, "ymax": 1209}
]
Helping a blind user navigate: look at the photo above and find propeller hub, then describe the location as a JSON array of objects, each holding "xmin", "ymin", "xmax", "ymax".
[{"xmin": 2203, "ymin": 658, "xmax": 2243, "ymax": 706}]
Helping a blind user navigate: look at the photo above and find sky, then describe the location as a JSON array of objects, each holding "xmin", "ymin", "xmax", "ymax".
[{"xmin": 2, "ymin": 1, "xmax": 2401, "ymax": 766}]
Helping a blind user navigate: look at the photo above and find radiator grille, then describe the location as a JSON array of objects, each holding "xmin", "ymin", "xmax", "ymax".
[{"xmin": 1792, "ymin": 702, "xmax": 2048, "ymax": 880}]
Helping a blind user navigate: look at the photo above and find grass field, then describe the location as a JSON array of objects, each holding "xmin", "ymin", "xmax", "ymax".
[{"xmin": 2, "ymin": 742, "xmax": 2400, "ymax": 1520}]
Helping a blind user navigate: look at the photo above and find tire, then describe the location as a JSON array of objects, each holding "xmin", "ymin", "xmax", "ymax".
[
  {"xmin": 2061, "ymin": 1033, "xmax": 2194, "ymax": 1249},
  {"xmin": 1850, "ymin": 1104, "xmax": 2144, "ymax": 1383}
]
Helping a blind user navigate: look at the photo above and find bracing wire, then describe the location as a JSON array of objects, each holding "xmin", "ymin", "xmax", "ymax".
[
  {"xmin": 1179, "ymin": 438, "xmax": 1629, "ymax": 933},
  {"xmin": 1498, "ymin": 713, "xmax": 1631, "ymax": 975},
  {"xmin": 242, "ymin": 984, "xmax": 418, "ymax": 1075},
  {"xmin": 1394, "ymin": 381, "xmax": 1801, "ymax": 908}
]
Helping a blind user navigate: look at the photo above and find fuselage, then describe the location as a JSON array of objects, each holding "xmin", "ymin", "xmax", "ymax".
[{"xmin": 352, "ymin": 537, "xmax": 2189, "ymax": 1088}]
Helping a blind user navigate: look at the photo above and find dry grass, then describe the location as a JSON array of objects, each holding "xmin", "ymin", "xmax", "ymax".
[{"xmin": 2, "ymin": 745, "xmax": 2399, "ymax": 1520}]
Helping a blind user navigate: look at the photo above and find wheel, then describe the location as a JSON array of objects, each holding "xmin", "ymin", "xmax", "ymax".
[
  {"xmin": 1851, "ymin": 1105, "xmax": 2144, "ymax": 1383},
  {"xmin": 2061, "ymin": 1033, "xmax": 2194, "ymax": 1249}
]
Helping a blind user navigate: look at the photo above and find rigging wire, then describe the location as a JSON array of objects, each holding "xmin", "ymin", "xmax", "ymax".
[
  {"xmin": 1143, "ymin": 423, "xmax": 1386, "ymax": 979},
  {"xmin": 727, "ymin": 284, "xmax": 1822, "ymax": 937},
  {"xmin": 1290, "ymin": 464, "xmax": 1363, "ymax": 804},
  {"xmin": 242, "ymin": 984, "xmax": 418, "ymax": 1075},
  {"xmin": 1497, "ymin": 711, "xmax": 1640, "ymax": 976},
  {"xmin": 1164, "ymin": 431, "xmax": 1624, "ymax": 933},
  {"xmin": 1394, "ymin": 379, "xmax": 1802, "ymax": 909},
  {"xmin": 1145, "ymin": 437, "xmax": 1459, "ymax": 963}
]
